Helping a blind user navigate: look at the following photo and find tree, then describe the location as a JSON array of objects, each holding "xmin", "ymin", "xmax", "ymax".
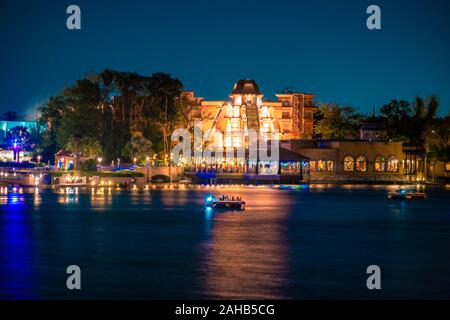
[
  {"xmin": 423, "ymin": 116, "xmax": 450, "ymax": 179},
  {"xmin": 64, "ymin": 136, "xmax": 102, "ymax": 160},
  {"xmin": 5, "ymin": 126, "xmax": 32, "ymax": 162},
  {"xmin": 379, "ymin": 99, "xmax": 411, "ymax": 140},
  {"xmin": 57, "ymin": 104, "xmax": 102, "ymax": 171},
  {"xmin": 379, "ymin": 96, "xmax": 439, "ymax": 142},
  {"xmin": 314, "ymin": 103, "xmax": 363, "ymax": 139},
  {"xmin": 29, "ymin": 122, "xmax": 46, "ymax": 160},
  {"xmin": 121, "ymin": 132, "xmax": 153, "ymax": 162},
  {"xmin": 0, "ymin": 110, "xmax": 18, "ymax": 121},
  {"xmin": 37, "ymin": 95, "xmax": 70, "ymax": 164},
  {"xmin": 145, "ymin": 72, "xmax": 183, "ymax": 157},
  {"xmin": 37, "ymin": 69, "xmax": 185, "ymax": 165}
]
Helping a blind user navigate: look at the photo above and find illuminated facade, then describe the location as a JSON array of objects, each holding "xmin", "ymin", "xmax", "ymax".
[{"xmin": 186, "ymin": 79, "xmax": 316, "ymax": 148}]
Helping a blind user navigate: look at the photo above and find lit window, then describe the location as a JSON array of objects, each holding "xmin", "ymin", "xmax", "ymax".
[
  {"xmin": 234, "ymin": 96, "xmax": 242, "ymax": 105},
  {"xmin": 310, "ymin": 160, "xmax": 316, "ymax": 172},
  {"xmin": 356, "ymin": 156, "xmax": 367, "ymax": 172},
  {"xmin": 227, "ymin": 105, "xmax": 233, "ymax": 117},
  {"xmin": 231, "ymin": 120, "xmax": 239, "ymax": 129},
  {"xmin": 225, "ymin": 136, "xmax": 232, "ymax": 148},
  {"xmin": 233, "ymin": 106, "xmax": 240, "ymax": 117},
  {"xmin": 327, "ymin": 160, "xmax": 334, "ymax": 172},
  {"xmin": 233, "ymin": 136, "xmax": 241, "ymax": 147},
  {"xmin": 374, "ymin": 155, "xmax": 386, "ymax": 172},
  {"xmin": 446, "ymin": 162, "xmax": 450, "ymax": 172},
  {"xmin": 386, "ymin": 155, "xmax": 399, "ymax": 172},
  {"xmin": 344, "ymin": 156, "xmax": 355, "ymax": 172},
  {"xmin": 260, "ymin": 106, "xmax": 268, "ymax": 118},
  {"xmin": 317, "ymin": 159, "xmax": 326, "ymax": 172}
]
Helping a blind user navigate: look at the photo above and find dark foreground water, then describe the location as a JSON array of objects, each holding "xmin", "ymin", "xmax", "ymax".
[{"xmin": 0, "ymin": 184, "xmax": 449, "ymax": 300}]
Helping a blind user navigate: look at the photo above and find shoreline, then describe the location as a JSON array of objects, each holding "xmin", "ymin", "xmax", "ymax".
[{"xmin": 3, "ymin": 181, "xmax": 448, "ymax": 191}]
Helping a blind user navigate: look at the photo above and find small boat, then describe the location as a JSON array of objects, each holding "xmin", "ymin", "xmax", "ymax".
[
  {"xmin": 388, "ymin": 188, "xmax": 427, "ymax": 200},
  {"xmin": 7, "ymin": 184, "xmax": 21, "ymax": 194},
  {"xmin": 205, "ymin": 195, "xmax": 246, "ymax": 210}
]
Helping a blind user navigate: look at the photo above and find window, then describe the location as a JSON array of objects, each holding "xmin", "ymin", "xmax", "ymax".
[
  {"xmin": 280, "ymin": 162, "xmax": 300, "ymax": 175},
  {"xmin": 356, "ymin": 156, "xmax": 367, "ymax": 172},
  {"xmin": 374, "ymin": 155, "xmax": 386, "ymax": 172},
  {"xmin": 327, "ymin": 160, "xmax": 334, "ymax": 172},
  {"xmin": 446, "ymin": 162, "xmax": 450, "ymax": 172},
  {"xmin": 317, "ymin": 159, "xmax": 326, "ymax": 172},
  {"xmin": 282, "ymin": 112, "xmax": 290, "ymax": 119},
  {"xmin": 310, "ymin": 160, "xmax": 316, "ymax": 172},
  {"xmin": 234, "ymin": 95, "xmax": 242, "ymax": 105},
  {"xmin": 233, "ymin": 106, "xmax": 240, "ymax": 117},
  {"xmin": 259, "ymin": 161, "xmax": 278, "ymax": 175},
  {"xmin": 261, "ymin": 121, "xmax": 270, "ymax": 133},
  {"xmin": 386, "ymin": 155, "xmax": 399, "ymax": 172},
  {"xmin": 304, "ymin": 111, "xmax": 312, "ymax": 119},
  {"xmin": 226, "ymin": 105, "xmax": 233, "ymax": 117},
  {"xmin": 233, "ymin": 136, "xmax": 241, "ymax": 147},
  {"xmin": 343, "ymin": 156, "xmax": 355, "ymax": 172},
  {"xmin": 260, "ymin": 106, "xmax": 269, "ymax": 118},
  {"xmin": 231, "ymin": 120, "xmax": 239, "ymax": 129},
  {"xmin": 225, "ymin": 136, "xmax": 232, "ymax": 148}
]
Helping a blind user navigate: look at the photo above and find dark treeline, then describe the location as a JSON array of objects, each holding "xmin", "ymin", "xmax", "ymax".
[{"xmin": 35, "ymin": 70, "xmax": 198, "ymax": 170}]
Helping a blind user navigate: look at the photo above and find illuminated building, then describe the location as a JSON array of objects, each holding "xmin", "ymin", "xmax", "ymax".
[
  {"xmin": 186, "ymin": 79, "xmax": 316, "ymax": 149},
  {"xmin": 0, "ymin": 120, "xmax": 37, "ymax": 144}
]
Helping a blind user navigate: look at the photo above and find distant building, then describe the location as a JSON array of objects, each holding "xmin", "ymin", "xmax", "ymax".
[
  {"xmin": 282, "ymin": 139, "xmax": 424, "ymax": 183},
  {"xmin": 0, "ymin": 120, "xmax": 38, "ymax": 162},
  {"xmin": 54, "ymin": 150, "xmax": 89, "ymax": 171},
  {"xmin": 182, "ymin": 80, "xmax": 428, "ymax": 183},
  {"xmin": 186, "ymin": 79, "xmax": 317, "ymax": 149},
  {"xmin": 360, "ymin": 118, "xmax": 388, "ymax": 141},
  {"xmin": 0, "ymin": 120, "xmax": 37, "ymax": 145}
]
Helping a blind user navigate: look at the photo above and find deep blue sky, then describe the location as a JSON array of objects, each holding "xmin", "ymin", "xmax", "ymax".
[{"xmin": 1, "ymin": 0, "xmax": 449, "ymax": 119}]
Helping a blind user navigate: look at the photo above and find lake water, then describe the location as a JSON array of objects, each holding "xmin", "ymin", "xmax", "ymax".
[{"xmin": 0, "ymin": 184, "xmax": 449, "ymax": 300}]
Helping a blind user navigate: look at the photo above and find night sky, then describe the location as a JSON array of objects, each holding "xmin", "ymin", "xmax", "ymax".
[{"xmin": 1, "ymin": 0, "xmax": 449, "ymax": 119}]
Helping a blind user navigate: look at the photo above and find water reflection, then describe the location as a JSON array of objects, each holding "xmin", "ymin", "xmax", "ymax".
[
  {"xmin": 57, "ymin": 187, "xmax": 79, "ymax": 204},
  {"xmin": 0, "ymin": 185, "xmax": 449, "ymax": 299},
  {"xmin": 0, "ymin": 197, "xmax": 36, "ymax": 299},
  {"xmin": 89, "ymin": 187, "xmax": 113, "ymax": 207},
  {"xmin": 202, "ymin": 191, "xmax": 290, "ymax": 299}
]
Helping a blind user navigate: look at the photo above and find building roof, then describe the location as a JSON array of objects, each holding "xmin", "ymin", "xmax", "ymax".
[
  {"xmin": 279, "ymin": 147, "xmax": 310, "ymax": 162},
  {"xmin": 231, "ymin": 79, "xmax": 261, "ymax": 95},
  {"xmin": 360, "ymin": 122, "xmax": 387, "ymax": 131},
  {"xmin": 55, "ymin": 149, "xmax": 73, "ymax": 157}
]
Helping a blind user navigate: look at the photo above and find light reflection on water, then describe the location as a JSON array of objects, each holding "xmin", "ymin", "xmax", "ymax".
[
  {"xmin": 0, "ymin": 194, "xmax": 36, "ymax": 299},
  {"xmin": 202, "ymin": 191, "xmax": 291, "ymax": 299},
  {"xmin": 0, "ymin": 184, "xmax": 449, "ymax": 299}
]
